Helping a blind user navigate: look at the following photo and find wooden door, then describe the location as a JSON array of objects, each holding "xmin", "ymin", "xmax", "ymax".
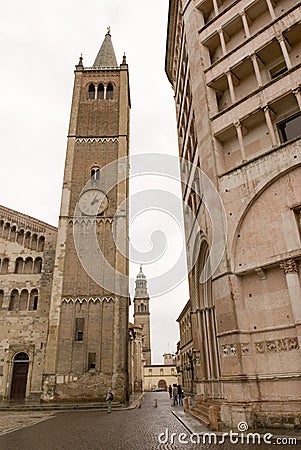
[{"xmin": 10, "ymin": 362, "xmax": 28, "ymax": 400}]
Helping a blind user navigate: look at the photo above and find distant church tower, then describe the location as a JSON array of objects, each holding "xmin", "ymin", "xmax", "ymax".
[
  {"xmin": 43, "ymin": 30, "xmax": 130, "ymax": 402},
  {"xmin": 133, "ymin": 266, "xmax": 151, "ymax": 365}
]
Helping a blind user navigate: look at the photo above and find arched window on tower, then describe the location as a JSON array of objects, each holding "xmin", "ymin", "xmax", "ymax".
[
  {"xmin": 33, "ymin": 257, "xmax": 42, "ymax": 274},
  {"xmin": 24, "ymin": 231, "xmax": 31, "ymax": 248},
  {"xmin": 9, "ymin": 289, "xmax": 19, "ymax": 311},
  {"xmin": 1, "ymin": 258, "xmax": 9, "ymax": 274},
  {"xmin": 88, "ymin": 84, "xmax": 95, "ymax": 100},
  {"xmin": 91, "ymin": 167, "xmax": 100, "ymax": 181},
  {"xmin": 24, "ymin": 257, "xmax": 33, "ymax": 274},
  {"xmin": 17, "ymin": 229, "xmax": 24, "ymax": 246},
  {"xmin": 19, "ymin": 289, "xmax": 29, "ymax": 311},
  {"xmin": 15, "ymin": 257, "xmax": 24, "ymax": 274},
  {"xmin": 31, "ymin": 234, "xmax": 38, "ymax": 251},
  {"xmin": 9, "ymin": 226, "xmax": 17, "ymax": 242},
  {"xmin": 97, "ymin": 84, "xmax": 104, "ymax": 99},
  {"xmin": 29, "ymin": 289, "xmax": 39, "ymax": 311},
  {"xmin": 38, "ymin": 236, "xmax": 45, "ymax": 252},
  {"xmin": 0, "ymin": 290, "xmax": 4, "ymax": 309},
  {"xmin": 107, "ymin": 83, "xmax": 113, "ymax": 99}
]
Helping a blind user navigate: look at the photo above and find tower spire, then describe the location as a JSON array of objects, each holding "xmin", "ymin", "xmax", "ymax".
[{"xmin": 93, "ymin": 29, "xmax": 118, "ymax": 69}]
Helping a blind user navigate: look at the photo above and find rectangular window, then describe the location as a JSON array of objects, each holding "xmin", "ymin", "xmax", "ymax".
[
  {"xmin": 75, "ymin": 318, "xmax": 85, "ymax": 341},
  {"xmin": 277, "ymin": 112, "xmax": 301, "ymax": 143},
  {"xmin": 88, "ymin": 352, "xmax": 96, "ymax": 370}
]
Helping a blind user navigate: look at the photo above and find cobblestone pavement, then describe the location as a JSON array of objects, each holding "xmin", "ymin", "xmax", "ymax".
[
  {"xmin": 0, "ymin": 393, "xmax": 299, "ymax": 450},
  {"xmin": 0, "ymin": 411, "xmax": 55, "ymax": 435}
]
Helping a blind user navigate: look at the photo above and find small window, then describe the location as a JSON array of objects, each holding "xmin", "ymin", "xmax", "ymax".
[
  {"xmin": 91, "ymin": 167, "xmax": 100, "ymax": 180},
  {"xmin": 97, "ymin": 84, "xmax": 104, "ymax": 99},
  {"xmin": 88, "ymin": 84, "xmax": 95, "ymax": 100},
  {"xmin": 277, "ymin": 112, "xmax": 301, "ymax": 143},
  {"xmin": 107, "ymin": 83, "xmax": 113, "ymax": 100},
  {"xmin": 75, "ymin": 317, "xmax": 85, "ymax": 341},
  {"xmin": 88, "ymin": 352, "xmax": 96, "ymax": 370},
  {"xmin": 0, "ymin": 290, "xmax": 4, "ymax": 308}
]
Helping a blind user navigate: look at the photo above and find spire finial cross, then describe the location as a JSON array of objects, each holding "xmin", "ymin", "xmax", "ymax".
[{"xmin": 107, "ymin": 26, "xmax": 111, "ymax": 35}]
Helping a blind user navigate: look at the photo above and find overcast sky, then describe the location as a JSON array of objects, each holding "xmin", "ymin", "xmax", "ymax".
[{"xmin": 0, "ymin": 0, "xmax": 189, "ymax": 364}]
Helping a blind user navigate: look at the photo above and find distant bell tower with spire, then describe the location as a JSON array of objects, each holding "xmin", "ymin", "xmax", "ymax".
[
  {"xmin": 133, "ymin": 266, "xmax": 151, "ymax": 365},
  {"xmin": 43, "ymin": 29, "xmax": 130, "ymax": 403}
]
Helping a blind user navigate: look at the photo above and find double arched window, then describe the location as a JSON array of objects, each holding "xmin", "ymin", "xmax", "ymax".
[{"xmin": 91, "ymin": 167, "xmax": 100, "ymax": 181}]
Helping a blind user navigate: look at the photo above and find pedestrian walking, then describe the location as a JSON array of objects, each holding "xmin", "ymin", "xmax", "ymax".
[
  {"xmin": 106, "ymin": 388, "xmax": 114, "ymax": 413},
  {"xmin": 177, "ymin": 385, "xmax": 183, "ymax": 406},
  {"xmin": 172, "ymin": 384, "xmax": 178, "ymax": 406},
  {"xmin": 168, "ymin": 385, "xmax": 172, "ymax": 398}
]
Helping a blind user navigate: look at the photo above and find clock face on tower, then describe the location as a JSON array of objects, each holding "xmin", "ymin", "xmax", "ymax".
[{"xmin": 78, "ymin": 189, "xmax": 109, "ymax": 216}]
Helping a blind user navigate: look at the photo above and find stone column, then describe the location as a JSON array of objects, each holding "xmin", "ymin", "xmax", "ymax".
[
  {"xmin": 265, "ymin": 0, "xmax": 276, "ymax": 20},
  {"xmin": 226, "ymin": 71, "xmax": 236, "ymax": 103},
  {"xmin": 279, "ymin": 259, "xmax": 301, "ymax": 324},
  {"xmin": 278, "ymin": 36, "xmax": 292, "ymax": 70},
  {"xmin": 218, "ymin": 29, "xmax": 227, "ymax": 56},
  {"xmin": 251, "ymin": 54, "xmax": 263, "ymax": 86},
  {"xmin": 212, "ymin": 0, "xmax": 219, "ymax": 16},
  {"xmin": 263, "ymin": 106, "xmax": 278, "ymax": 147},
  {"xmin": 292, "ymin": 87, "xmax": 301, "ymax": 110},
  {"xmin": 240, "ymin": 11, "xmax": 250, "ymax": 38},
  {"xmin": 234, "ymin": 121, "xmax": 246, "ymax": 161}
]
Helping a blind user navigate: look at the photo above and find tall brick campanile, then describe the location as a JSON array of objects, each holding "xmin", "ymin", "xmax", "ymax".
[
  {"xmin": 43, "ymin": 31, "xmax": 130, "ymax": 402},
  {"xmin": 133, "ymin": 266, "xmax": 151, "ymax": 365}
]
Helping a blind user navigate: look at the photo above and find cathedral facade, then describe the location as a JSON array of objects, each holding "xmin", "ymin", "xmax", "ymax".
[{"xmin": 0, "ymin": 32, "xmax": 131, "ymax": 403}]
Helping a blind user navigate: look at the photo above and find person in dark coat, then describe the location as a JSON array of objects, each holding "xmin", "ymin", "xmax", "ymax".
[
  {"xmin": 168, "ymin": 385, "xmax": 172, "ymax": 398},
  {"xmin": 177, "ymin": 384, "xmax": 183, "ymax": 406}
]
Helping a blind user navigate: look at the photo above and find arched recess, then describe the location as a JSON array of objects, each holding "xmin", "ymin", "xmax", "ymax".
[
  {"xmin": 1, "ymin": 258, "xmax": 9, "ymax": 274},
  {"xmin": 31, "ymin": 234, "xmax": 38, "ymax": 250},
  {"xmin": 106, "ymin": 83, "xmax": 113, "ymax": 99},
  {"xmin": 29, "ymin": 289, "xmax": 39, "ymax": 311},
  {"xmin": 158, "ymin": 379, "xmax": 167, "ymax": 390},
  {"xmin": 24, "ymin": 257, "xmax": 33, "ymax": 274},
  {"xmin": 9, "ymin": 289, "xmax": 19, "ymax": 311},
  {"xmin": 33, "ymin": 257, "xmax": 42, "ymax": 274},
  {"xmin": 19, "ymin": 289, "xmax": 29, "ymax": 311},
  {"xmin": 24, "ymin": 231, "xmax": 31, "ymax": 248},
  {"xmin": 10, "ymin": 352, "xmax": 29, "ymax": 400},
  {"xmin": 88, "ymin": 83, "xmax": 95, "ymax": 100},
  {"xmin": 0, "ymin": 290, "xmax": 4, "ymax": 308},
  {"xmin": 191, "ymin": 234, "xmax": 221, "ymax": 398},
  {"xmin": 38, "ymin": 236, "xmax": 45, "ymax": 252},
  {"xmin": 17, "ymin": 229, "xmax": 24, "ymax": 245},
  {"xmin": 232, "ymin": 165, "xmax": 301, "ymax": 272},
  {"xmin": 15, "ymin": 257, "xmax": 24, "ymax": 274},
  {"xmin": 97, "ymin": 83, "xmax": 104, "ymax": 99}
]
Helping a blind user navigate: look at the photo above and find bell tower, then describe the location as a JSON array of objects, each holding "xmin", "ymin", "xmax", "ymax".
[
  {"xmin": 43, "ymin": 30, "xmax": 130, "ymax": 402},
  {"xmin": 133, "ymin": 266, "xmax": 151, "ymax": 365}
]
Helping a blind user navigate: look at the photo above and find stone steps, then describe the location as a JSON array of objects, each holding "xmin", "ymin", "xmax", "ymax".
[{"xmin": 188, "ymin": 401, "xmax": 221, "ymax": 429}]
